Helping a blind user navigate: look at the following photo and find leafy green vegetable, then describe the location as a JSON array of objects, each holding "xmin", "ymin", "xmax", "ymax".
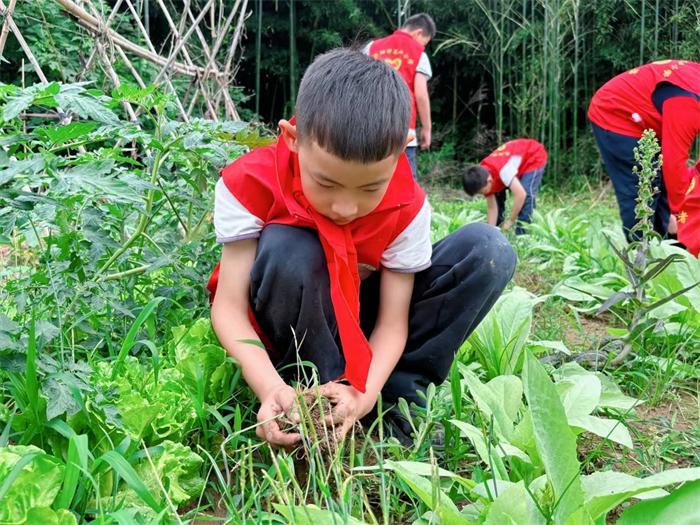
[{"xmin": 0, "ymin": 445, "xmax": 65, "ymax": 523}]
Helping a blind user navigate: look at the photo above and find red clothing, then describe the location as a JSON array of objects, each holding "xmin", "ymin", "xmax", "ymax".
[
  {"xmin": 588, "ymin": 60, "xmax": 700, "ymax": 212},
  {"xmin": 369, "ymin": 30, "xmax": 424, "ymax": 129},
  {"xmin": 678, "ymin": 167, "xmax": 700, "ymax": 256},
  {"xmin": 207, "ymin": 138, "xmax": 425, "ymax": 392},
  {"xmin": 480, "ymin": 139, "xmax": 548, "ymax": 195}
]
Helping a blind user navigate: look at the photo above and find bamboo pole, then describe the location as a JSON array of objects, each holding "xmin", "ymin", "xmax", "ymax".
[
  {"xmin": 115, "ymin": 46, "xmax": 146, "ymax": 88},
  {"xmin": 152, "ymin": 0, "xmax": 216, "ymax": 84},
  {"xmin": 255, "ymin": 0, "xmax": 261, "ymax": 116},
  {"xmin": 0, "ymin": 0, "xmax": 17, "ymax": 58},
  {"xmin": 95, "ymin": 38, "xmax": 138, "ymax": 121},
  {"xmin": 82, "ymin": 0, "xmax": 188, "ymax": 120},
  {"xmin": 181, "ymin": 2, "xmax": 239, "ymax": 117},
  {"xmin": 79, "ymin": 0, "xmax": 124, "ymax": 79},
  {"xmin": 289, "ymin": 0, "xmax": 297, "ymax": 108},
  {"xmin": 0, "ymin": 0, "xmax": 50, "ymax": 84},
  {"xmin": 54, "ymin": 0, "xmax": 220, "ymax": 78}
]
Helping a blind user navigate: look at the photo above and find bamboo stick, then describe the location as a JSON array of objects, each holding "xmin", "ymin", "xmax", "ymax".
[
  {"xmin": 0, "ymin": 0, "xmax": 50, "ymax": 84},
  {"xmin": 95, "ymin": 37, "xmax": 138, "ymax": 121},
  {"xmin": 79, "ymin": 0, "xmax": 124, "ymax": 78},
  {"xmin": 0, "ymin": 0, "xmax": 17, "ymax": 58},
  {"xmin": 82, "ymin": 0, "xmax": 188, "ymax": 120},
  {"xmin": 54, "ymin": 0, "xmax": 221, "ymax": 78},
  {"xmin": 151, "ymin": 0, "xmax": 215, "ymax": 84}
]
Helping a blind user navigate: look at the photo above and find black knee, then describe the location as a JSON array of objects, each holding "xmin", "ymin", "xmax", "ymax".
[
  {"xmin": 254, "ymin": 225, "xmax": 326, "ymax": 286},
  {"xmin": 452, "ymin": 223, "xmax": 517, "ymax": 286}
]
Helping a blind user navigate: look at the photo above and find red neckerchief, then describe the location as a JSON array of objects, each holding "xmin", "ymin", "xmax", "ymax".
[{"xmin": 275, "ymin": 139, "xmax": 372, "ymax": 392}]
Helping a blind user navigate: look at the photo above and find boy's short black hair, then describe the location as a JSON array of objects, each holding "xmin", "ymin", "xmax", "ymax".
[
  {"xmin": 295, "ymin": 48, "xmax": 410, "ymax": 163},
  {"xmin": 462, "ymin": 165, "xmax": 490, "ymax": 196},
  {"xmin": 403, "ymin": 13, "xmax": 437, "ymax": 39}
]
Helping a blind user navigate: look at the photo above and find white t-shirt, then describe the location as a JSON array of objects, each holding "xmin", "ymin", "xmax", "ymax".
[
  {"xmin": 214, "ymin": 178, "xmax": 432, "ymax": 275},
  {"xmin": 498, "ymin": 155, "xmax": 523, "ymax": 187},
  {"xmin": 362, "ymin": 41, "xmax": 432, "ymax": 147}
]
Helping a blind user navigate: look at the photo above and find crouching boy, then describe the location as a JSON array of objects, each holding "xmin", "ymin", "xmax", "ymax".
[
  {"xmin": 208, "ymin": 49, "xmax": 516, "ymax": 447},
  {"xmin": 462, "ymin": 139, "xmax": 548, "ymax": 234}
]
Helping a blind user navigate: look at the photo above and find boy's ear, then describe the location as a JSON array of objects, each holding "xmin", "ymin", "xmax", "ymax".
[{"xmin": 278, "ymin": 119, "xmax": 299, "ymax": 153}]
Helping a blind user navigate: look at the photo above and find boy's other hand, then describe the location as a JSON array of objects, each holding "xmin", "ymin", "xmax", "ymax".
[
  {"xmin": 319, "ymin": 382, "xmax": 374, "ymax": 440},
  {"xmin": 667, "ymin": 214, "xmax": 678, "ymax": 235},
  {"xmin": 256, "ymin": 384, "xmax": 301, "ymax": 447},
  {"xmin": 420, "ymin": 128, "xmax": 431, "ymax": 150},
  {"xmin": 501, "ymin": 220, "xmax": 514, "ymax": 231}
]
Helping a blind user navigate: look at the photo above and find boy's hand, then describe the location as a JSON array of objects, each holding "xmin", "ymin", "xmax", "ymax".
[
  {"xmin": 501, "ymin": 219, "xmax": 514, "ymax": 231},
  {"xmin": 318, "ymin": 382, "xmax": 375, "ymax": 440},
  {"xmin": 256, "ymin": 384, "xmax": 301, "ymax": 447},
  {"xmin": 667, "ymin": 214, "xmax": 678, "ymax": 234}
]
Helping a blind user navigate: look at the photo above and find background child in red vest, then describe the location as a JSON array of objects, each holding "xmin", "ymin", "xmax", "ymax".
[
  {"xmin": 588, "ymin": 59, "xmax": 700, "ymax": 251},
  {"xmin": 461, "ymin": 139, "xmax": 548, "ymax": 234},
  {"xmin": 364, "ymin": 13, "xmax": 436, "ymax": 178},
  {"xmin": 209, "ymin": 49, "xmax": 516, "ymax": 447}
]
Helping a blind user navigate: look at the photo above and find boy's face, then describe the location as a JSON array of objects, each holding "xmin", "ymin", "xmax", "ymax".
[
  {"xmin": 478, "ymin": 175, "xmax": 493, "ymax": 196},
  {"xmin": 415, "ymin": 31, "xmax": 432, "ymax": 47},
  {"xmin": 280, "ymin": 121, "xmax": 398, "ymax": 225}
]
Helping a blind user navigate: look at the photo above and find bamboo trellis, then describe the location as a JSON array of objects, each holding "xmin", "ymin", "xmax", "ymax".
[{"xmin": 0, "ymin": 0, "xmax": 250, "ymax": 122}]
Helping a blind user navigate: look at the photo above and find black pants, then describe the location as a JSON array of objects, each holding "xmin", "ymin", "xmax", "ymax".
[
  {"xmin": 249, "ymin": 223, "xmax": 516, "ymax": 408},
  {"xmin": 591, "ymin": 122, "xmax": 670, "ymax": 240}
]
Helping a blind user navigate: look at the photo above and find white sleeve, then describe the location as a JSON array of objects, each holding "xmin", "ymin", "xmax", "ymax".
[
  {"xmin": 499, "ymin": 155, "xmax": 523, "ymax": 187},
  {"xmin": 380, "ymin": 199, "xmax": 432, "ymax": 272},
  {"xmin": 362, "ymin": 41, "xmax": 372, "ymax": 55},
  {"xmin": 416, "ymin": 52, "xmax": 432, "ymax": 79},
  {"xmin": 213, "ymin": 178, "xmax": 264, "ymax": 243}
]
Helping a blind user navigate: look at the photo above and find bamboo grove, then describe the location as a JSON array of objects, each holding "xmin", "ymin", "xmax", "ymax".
[{"xmin": 238, "ymin": 0, "xmax": 700, "ymax": 184}]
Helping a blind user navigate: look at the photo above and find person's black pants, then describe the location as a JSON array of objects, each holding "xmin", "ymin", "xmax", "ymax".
[
  {"xmin": 591, "ymin": 122, "xmax": 670, "ymax": 240},
  {"xmin": 249, "ymin": 223, "xmax": 516, "ymax": 409}
]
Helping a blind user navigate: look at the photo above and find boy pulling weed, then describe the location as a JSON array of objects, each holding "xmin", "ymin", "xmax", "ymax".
[
  {"xmin": 461, "ymin": 139, "xmax": 548, "ymax": 234},
  {"xmin": 208, "ymin": 49, "xmax": 516, "ymax": 447}
]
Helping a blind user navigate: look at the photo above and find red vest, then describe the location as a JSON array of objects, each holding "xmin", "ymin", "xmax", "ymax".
[
  {"xmin": 678, "ymin": 167, "xmax": 700, "ymax": 257},
  {"xmin": 369, "ymin": 30, "xmax": 425, "ymax": 129},
  {"xmin": 207, "ymin": 138, "xmax": 426, "ymax": 392},
  {"xmin": 480, "ymin": 139, "xmax": 548, "ymax": 195},
  {"xmin": 588, "ymin": 60, "xmax": 700, "ymax": 137}
]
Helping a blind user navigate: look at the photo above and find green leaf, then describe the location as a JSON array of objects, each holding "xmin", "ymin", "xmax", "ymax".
[
  {"xmin": 25, "ymin": 507, "xmax": 78, "ymax": 525},
  {"xmin": 273, "ymin": 504, "xmax": 370, "ymax": 525},
  {"xmin": 484, "ymin": 480, "xmax": 546, "ymax": 525},
  {"xmin": 133, "ymin": 441, "xmax": 205, "ymax": 505},
  {"xmin": 0, "ymin": 155, "xmax": 45, "ymax": 185},
  {"xmin": 467, "ymin": 287, "xmax": 536, "ymax": 378},
  {"xmin": 55, "ymin": 91, "xmax": 120, "ymax": 125},
  {"xmin": 556, "ymin": 373, "xmax": 601, "ymax": 418},
  {"xmin": 388, "ymin": 461, "xmax": 476, "ymax": 525},
  {"xmin": 0, "ymin": 445, "xmax": 65, "ymax": 523},
  {"xmin": 2, "ymin": 91, "xmax": 34, "ymax": 121},
  {"xmin": 461, "ymin": 368, "xmax": 520, "ymax": 441},
  {"xmin": 528, "ymin": 340, "xmax": 571, "ymax": 355},
  {"xmin": 38, "ymin": 121, "xmax": 98, "ymax": 145},
  {"xmin": 448, "ymin": 420, "xmax": 509, "ymax": 480},
  {"xmin": 582, "ymin": 468, "xmax": 700, "ymax": 520},
  {"xmin": 616, "ymin": 479, "xmax": 700, "ymax": 525},
  {"xmin": 56, "ymin": 434, "xmax": 89, "ymax": 509},
  {"xmin": 568, "ymin": 415, "xmax": 633, "ymax": 449},
  {"xmin": 92, "ymin": 450, "xmax": 162, "ymax": 512},
  {"xmin": 112, "ymin": 297, "xmax": 165, "ymax": 379},
  {"xmin": 523, "ymin": 352, "xmax": 587, "ymax": 524}
]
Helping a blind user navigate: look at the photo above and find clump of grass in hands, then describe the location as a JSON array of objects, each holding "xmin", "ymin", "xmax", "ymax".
[{"xmin": 279, "ymin": 387, "xmax": 350, "ymax": 458}]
